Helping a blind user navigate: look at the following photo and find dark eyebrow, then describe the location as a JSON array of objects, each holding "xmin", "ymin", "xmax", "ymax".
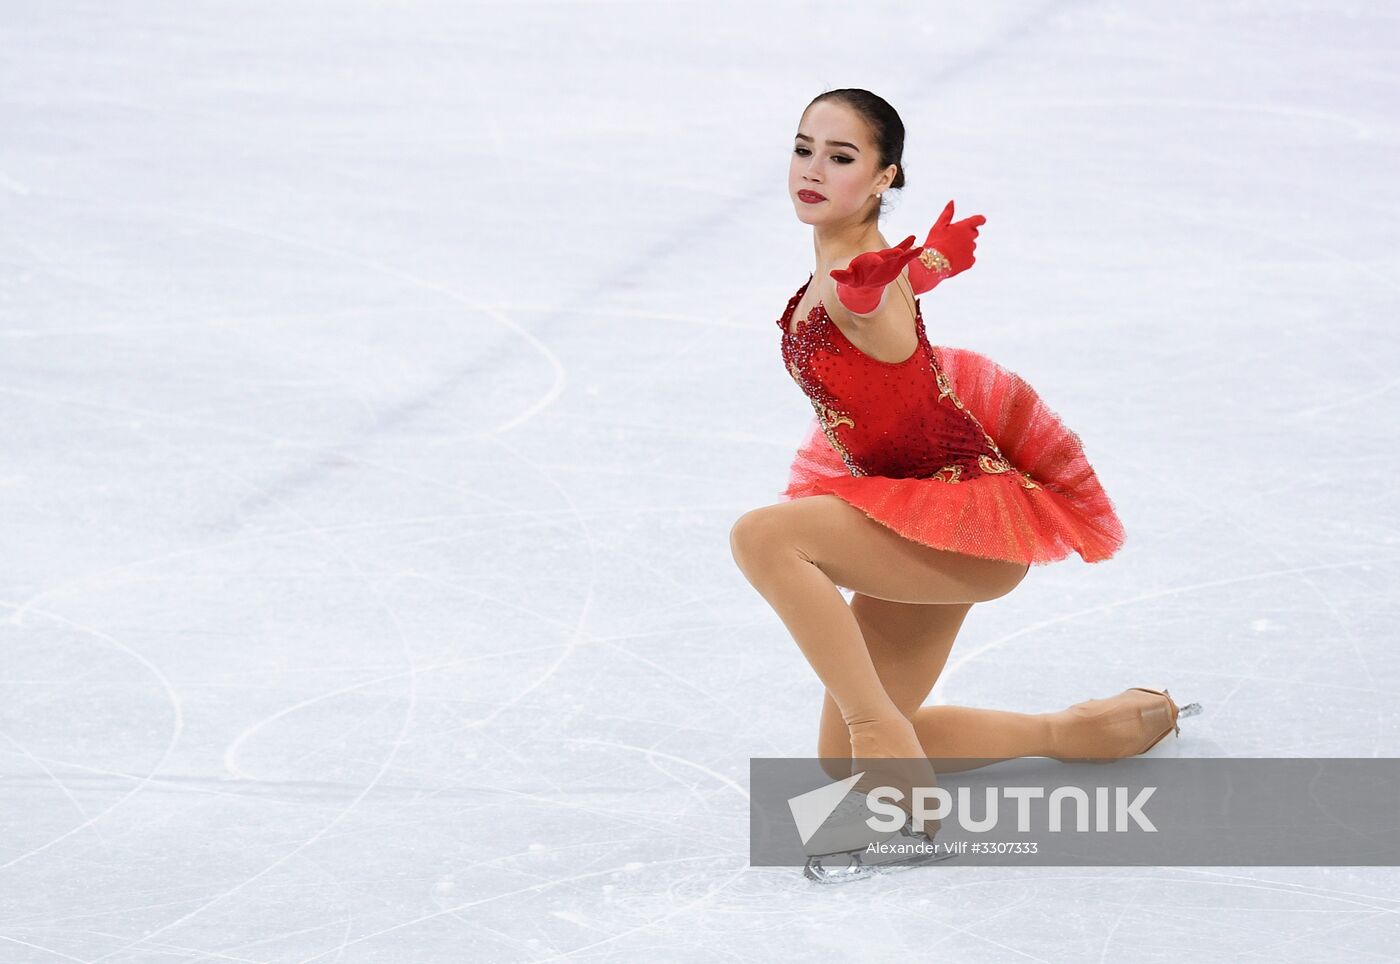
[{"xmin": 794, "ymin": 133, "xmax": 860, "ymax": 152}]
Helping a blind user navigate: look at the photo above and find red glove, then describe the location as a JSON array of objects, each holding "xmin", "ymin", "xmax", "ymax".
[
  {"xmin": 908, "ymin": 200, "xmax": 985, "ymax": 294},
  {"xmin": 829, "ymin": 235, "xmax": 923, "ymax": 314}
]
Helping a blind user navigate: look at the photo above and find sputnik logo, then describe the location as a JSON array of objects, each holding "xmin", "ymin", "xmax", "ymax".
[{"xmin": 786, "ymin": 772, "xmax": 870, "ymax": 845}]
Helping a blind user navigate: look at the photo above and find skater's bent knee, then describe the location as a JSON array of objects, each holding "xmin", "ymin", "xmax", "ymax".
[
  {"xmin": 727, "ymin": 511, "xmax": 760, "ymax": 566},
  {"xmin": 728, "ymin": 508, "xmax": 798, "ymax": 569}
]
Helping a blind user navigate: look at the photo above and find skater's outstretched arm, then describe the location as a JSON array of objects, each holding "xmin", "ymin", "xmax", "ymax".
[{"xmin": 827, "ymin": 200, "xmax": 986, "ymax": 316}]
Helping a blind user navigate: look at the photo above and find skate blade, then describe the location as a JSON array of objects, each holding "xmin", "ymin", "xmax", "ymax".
[{"xmin": 803, "ymin": 832, "xmax": 956, "ymax": 885}]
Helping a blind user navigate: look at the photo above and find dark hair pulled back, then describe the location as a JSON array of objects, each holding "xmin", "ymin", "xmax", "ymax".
[{"xmin": 806, "ymin": 88, "xmax": 906, "ymax": 223}]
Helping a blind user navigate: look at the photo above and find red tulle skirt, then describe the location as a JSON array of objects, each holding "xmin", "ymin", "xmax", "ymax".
[{"xmin": 780, "ymin": 346, "xmax": 1126, "ymax": 566}]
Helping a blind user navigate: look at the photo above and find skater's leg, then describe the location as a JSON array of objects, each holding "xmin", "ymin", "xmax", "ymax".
[
  {"xmin": 825, "ymin": 701, "xmax": 1061, "ymax": 775},
  {"xmin": 730, "ymin": 495, "xmax": 1027, "ymax": 728},
  {"xmin": 904, "ymin": 692, "xmax": 1177, "ymax": 767},
  {"xmin": 816, "ymin": 594, "xmax": 1055, "ymax": 776},
  {"xmin": 890, "ymin": 695, "xmax": 1174, "ymax": 771},
  {"xmin": 907, "ymin": 706, "xmax": 1058, "ymax": 772},
  {"xmin": 814, "ymin": 593, "xmax": 968, "ymax": 774},
  {"xmin": 729, "ymin": 495, "xmax": 1029, "ymax": 799},
  {"xmin": 816, "ymin": 592, "xmax": 1174, "ymax": 772}
]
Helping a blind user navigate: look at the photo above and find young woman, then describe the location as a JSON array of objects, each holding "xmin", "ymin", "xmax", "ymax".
[{"xmin": 729, "ymin": 89, "xmax": 1199, "ymax": 812}]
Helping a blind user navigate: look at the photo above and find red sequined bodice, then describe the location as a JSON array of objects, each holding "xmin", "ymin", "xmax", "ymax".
[{"xmin": 778, "ymin": 274, "xmax": 1020, "ymax": 482}]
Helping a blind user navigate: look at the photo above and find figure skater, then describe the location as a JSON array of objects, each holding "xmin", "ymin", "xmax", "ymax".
[{"xmin": 729, "ymin": 89, "xmax": 1201, "ymax": 813}]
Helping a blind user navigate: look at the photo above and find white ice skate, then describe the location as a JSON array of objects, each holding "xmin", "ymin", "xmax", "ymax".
[
  {"xmin": 1064, "ymin": 687, "xmax": 1204, "ymax": 763},
  {"xmin": 797, "ymin": 785, "xmax": 953, "ymax": 885}
]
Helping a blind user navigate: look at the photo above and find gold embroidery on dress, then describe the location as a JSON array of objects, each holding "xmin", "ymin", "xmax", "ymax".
[
  {"xmin": 934, "ymin": 368, "xmax": 964, "ymax": 410},
  {"xmin": 789, "ymin": 351, "xmax": 864, "ymax": 475},
  {"xmin": 812, "ymin": 401, "xmax": 863, "ymax": 475},
  {"xmin": 928, "ymin": 464, "xmax": 963, "ymax": 483},
  {"xmin": 822, "ymin": 404, "xmax": 854, "ymax": 430}
]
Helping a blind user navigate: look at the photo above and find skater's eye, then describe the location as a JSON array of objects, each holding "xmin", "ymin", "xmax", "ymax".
[{"xmin": 793, "ymin": 147, "xmax": 854, "ymax": 164}]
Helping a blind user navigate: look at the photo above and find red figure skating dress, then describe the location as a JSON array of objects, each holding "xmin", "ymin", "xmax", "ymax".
[{"xmin": 778, "ymin": 273, "xmax": 1125, "ymax": 565}]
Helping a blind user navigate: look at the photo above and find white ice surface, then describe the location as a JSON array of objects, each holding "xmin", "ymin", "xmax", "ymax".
[{"xmin": 2, "ymin": 0, "xmax": 1399, "ymax": 961}]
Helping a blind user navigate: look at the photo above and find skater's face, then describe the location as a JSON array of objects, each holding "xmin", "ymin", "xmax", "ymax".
[{"xmin": 790, "ymin": 101, "xmax": 896, "ymax": 226}]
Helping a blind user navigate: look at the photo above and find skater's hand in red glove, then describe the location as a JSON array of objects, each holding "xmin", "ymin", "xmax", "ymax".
[
  {"xmin": 909, "ymin": 200, "xmax": 986, "ymax": 294},
  {"xmin": 828, "ymin": 235, "xmax": 923, "ymax": 315}
]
